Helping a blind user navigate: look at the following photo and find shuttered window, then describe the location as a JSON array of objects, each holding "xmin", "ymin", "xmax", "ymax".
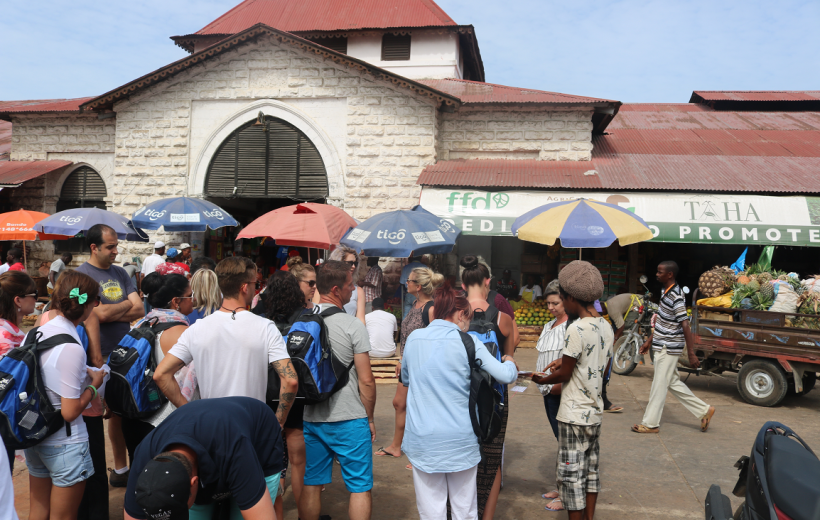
[
  {"xmin": 381, "ymin": 34, "xmax": 411, "ymax": 61},
  {"xmin": 205, "ymin": 117, "xmax": 328, "ymax": 200},
  {"xmin": 56, "ymin": 166, "xmax": 107, "ymax": 253},
  {"xmin": 307, "ymin": 37, "xmax": 348, "ymax": 54}
]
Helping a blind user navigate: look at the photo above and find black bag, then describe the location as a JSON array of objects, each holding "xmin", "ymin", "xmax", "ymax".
[
  {"xmin": 0, "ymin": 328, "xmax": 80, "ymax": 449},
  {"xmin": 458, "ymin": 331, "xmax": 503, "ymax": 443},
  {"xmin": 420, "ymin": 300, "xmax": 435, "ymax": 327}
]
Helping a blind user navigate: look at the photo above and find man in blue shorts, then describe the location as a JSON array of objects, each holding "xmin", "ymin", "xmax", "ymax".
[
  {"xmin": 123, "ymin": 397, "xmax": 284, "ymax": 520},
  {"xmin": 301, "ymin": 260, "xmax": 377, "ymax": 520}
]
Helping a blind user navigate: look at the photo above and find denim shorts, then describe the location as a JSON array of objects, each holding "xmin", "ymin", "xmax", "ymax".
[
  {"xmin": 25, "ymin": 442, "xmax": 94, "ymax": 487},
  {"xmin": 304, "ymin": 418, "xmax": 373, "ymax": 493}
]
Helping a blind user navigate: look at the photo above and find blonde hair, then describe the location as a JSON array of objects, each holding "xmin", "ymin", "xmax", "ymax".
[
  {"xmin": 289, "ymin": 258, "xmax": 315, "ymax": 282},
  {"xmin": 412, "ymin": 267, "xmax": 444, "ymax": 297},
  {"xmin": 329, "ymin": 245, "xmax": 363, "ymax": 281},
  {"xmin": 191, "ymin": 268, "xmax": 221, "ymax": 316},
  {"xmin": 286, "ymin": 256, "xmax": 303, "ymax": 269}
]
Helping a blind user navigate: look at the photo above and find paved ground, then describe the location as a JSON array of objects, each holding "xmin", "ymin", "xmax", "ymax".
[{"xmin": 12, "ymin": 349, "xmax": 820, "ymax": 519}]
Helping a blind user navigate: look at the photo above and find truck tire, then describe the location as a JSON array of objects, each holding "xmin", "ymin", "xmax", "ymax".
[
  {"xmin": 612, "ymin": 336, "xmax": 639, "ymax": 376},
  {"xmin": 737, "ymin": 360, "xmax": 788, "ymax": 407},
  {"xmin": 787, "ymin": 371, "xmax": 817, "ymax": 396}
]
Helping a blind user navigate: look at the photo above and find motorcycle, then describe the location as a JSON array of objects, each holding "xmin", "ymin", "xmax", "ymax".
[
  {"xmin": 611, "ymin": 275, "xmax": 656, "ymax": 376},
  {"xmin": 705, "ymin": 421, "xmax": 820, "ymax": 520}
]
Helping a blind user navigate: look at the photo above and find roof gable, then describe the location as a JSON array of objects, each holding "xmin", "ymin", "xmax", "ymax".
[{"xmin": 82, "ymin": 23, "xmax": 461, "ymax": 112}]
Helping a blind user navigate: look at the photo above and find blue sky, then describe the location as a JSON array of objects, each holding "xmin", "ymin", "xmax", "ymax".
[{"xmin": 1, "ymin": 0, "xmax": 818, "ymax": 103}]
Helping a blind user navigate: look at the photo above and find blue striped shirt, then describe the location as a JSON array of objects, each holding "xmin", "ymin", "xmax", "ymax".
[{"xmin": 652, "ymin": 284, "xmax": 689, "ymax": 354}]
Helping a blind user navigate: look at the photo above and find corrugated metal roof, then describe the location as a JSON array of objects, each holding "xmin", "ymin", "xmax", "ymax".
[
  {"xmin": 416, "ymin": 78, "xmax": 618, "ymax": 105},
  {"xmin": 0, "ymin": 98, "xmax": 95, "ymax": 120},
  {"xmin": 179, "ymin": 0, "xmax": 455, "ymax": 38},
  {"xmin": 609, "ymin": 103, "xmax": 820, "ymax": 131},
  {"xmin": 692, "ymin": 91, "xmax": 820, "ymax": 102},
  {"xmin": 417, "ymin": 156, "xmax": 820, "ymax": 193},
  {"xmin": 0, "ymin": 160, "xmax": 73, "ymax": 187}
]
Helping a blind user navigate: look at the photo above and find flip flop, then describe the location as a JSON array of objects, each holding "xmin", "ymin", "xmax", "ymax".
[
  {"xmin": 605, "ymin": 406, "xmax": 624, "ymax": 413},
  {"xmin": 405, "ymin": 464, "xmax": 413, "ymax": 470},
  {"xmin": 541, "ymin": 490, "xmax": 559, "ymax": 500},
  {"xmin": 374, "ymin": 447, "xmax": 400, "ymax": 457},
  {"xmin": 701, "ymin": 406, "xmax": 716, "ymax": 432},
  {"xmin": 631, "ymin": 424, "xmax": 659, "ymax": 434},
  {"xmin": 545, "ymin": 497, "xmax": 564, "ymax": 511}
]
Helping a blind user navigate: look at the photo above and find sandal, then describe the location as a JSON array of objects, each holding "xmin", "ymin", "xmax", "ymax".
[
  {"xmin": 374, "ymin": 447, "xmax": 401, "ymax": 457},
  {"xmin": 701, "ymin": 406, "xmax": 716, "ymax": 432},
  {"xmin": 405, "ymin": 463, "xmax": 413, "ymax": 470},
  {"xmin": 604, "ymin": 406, "xmax": 624, "ymax": 413},
  {"xmin": 545, "ymin": 497, "xmax": 564, "ymax": 511},
  {"xmin": 631, "ymin": 424, "xmax": 659, "ymax": 434},
  {"xmin": 541, "ymin": 490, "xmax": 559, "ymax": 500}
]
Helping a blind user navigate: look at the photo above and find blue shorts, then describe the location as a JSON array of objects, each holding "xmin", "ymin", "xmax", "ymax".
[
  {"xmin": 25, "ymin": 442, "xmax": 94, "ymax": 487},
  {"xmin": 189, "ymin": 472, "xmax": 281, "ymax": 520},
  {"xmin": 304, "ymin": 418, "xmax": 373, "ymax": 493}
]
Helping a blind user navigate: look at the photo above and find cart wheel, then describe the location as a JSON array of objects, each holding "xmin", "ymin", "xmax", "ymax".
[
  {"xmin": 787, "ymin": 371, "xmax": 817, "ymax": 396},
  {"xmin": 612, "ymin": 336, "xmax": 638, "ymax": 376},
  {"xmin": 737, "ymin": 359, "xmax": 788, "ymax": 407}
]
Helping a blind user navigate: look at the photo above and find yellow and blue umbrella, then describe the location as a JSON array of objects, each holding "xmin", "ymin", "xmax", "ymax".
[{"xmin": 512, "ymin": 199, "xmax": 653, "ymax": 248}]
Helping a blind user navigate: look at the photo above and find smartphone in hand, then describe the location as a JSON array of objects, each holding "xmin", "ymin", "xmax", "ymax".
[{"xmin": 517, "ymin": 371, "xmax": 534, "ymax": 377}]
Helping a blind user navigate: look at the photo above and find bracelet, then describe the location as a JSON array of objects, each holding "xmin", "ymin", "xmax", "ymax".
[{"xmin": 86, "ymin": 385, "xmax": 98, "ymax": 400}]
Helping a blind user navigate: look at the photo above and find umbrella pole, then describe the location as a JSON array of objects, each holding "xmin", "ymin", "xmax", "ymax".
[
  {"xmin": 578, "ymin": 247, "xmax": 582, "ymax": 260},
  {"xmin": 307, "ymin": 248, "xmax": 311, "ymax": 265},
  {"xmin": 23, "ymin": 240, "xmax": 27, "ymax": 271}
]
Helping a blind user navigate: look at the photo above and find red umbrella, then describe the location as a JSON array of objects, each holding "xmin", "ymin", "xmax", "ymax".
[{"xmin": 237, "ymin": 203, "xmax": 357, "ymax": 250}]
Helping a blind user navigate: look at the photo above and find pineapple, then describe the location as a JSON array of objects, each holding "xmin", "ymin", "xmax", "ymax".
[
  {"xmin": 737, "ymin": 275, "xmax": 751, "ymax": 285},
  {"xmin": 747, "ymin": 280, "xmax": 760, "ymax": 293},
  {"xmin": 698, "ymin": 266, "xmax": 736, "ymax": 298},
  {"xmin": 756, "ymin": 272, "xmax": 773, "ymax": 284},
  {"xmin": 759, "ymin": 281, "xmax": 775, "ymax": 301}
]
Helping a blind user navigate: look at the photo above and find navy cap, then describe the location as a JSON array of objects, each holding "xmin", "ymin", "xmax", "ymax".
[{"xmin": 135, "ymin": 456, "xmax": 191, "ymax": 520}]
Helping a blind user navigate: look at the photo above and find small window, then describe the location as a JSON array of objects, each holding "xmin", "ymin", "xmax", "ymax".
[
  {"xmin": 307, "ymin": 37, "xmax": 348, "ymax": 54},
  {"xmin": 381, "ymin": 33, "xmax": 411, "ymax": 61}
]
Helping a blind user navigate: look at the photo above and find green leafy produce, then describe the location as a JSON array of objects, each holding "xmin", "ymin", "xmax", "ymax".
[{"xmin": 750, "ymin": 293, "xmax": 773, "ymax": 311}]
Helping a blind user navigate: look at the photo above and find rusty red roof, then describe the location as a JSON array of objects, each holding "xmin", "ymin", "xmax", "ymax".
[
  {"xmin": 417, "ymin": 78, "xmax": 618, "ymax": 105},
  {"xmin": 691, "ymin": 91, "xmax": 820, "ymax": 103},
  {"xmin": 0, "ymin": 160, "xmax": 73, "ymax": 187},
  {"xmin": 178, "ymin": 0, "xmax": 455, "ymax": 38},
  {"xmin": 417, "ymin": 156, "xmax": 820, "ymax": 194},
  {"xmin": 0, "ymin": 98, "xmax": 95, "ymax": 121}
]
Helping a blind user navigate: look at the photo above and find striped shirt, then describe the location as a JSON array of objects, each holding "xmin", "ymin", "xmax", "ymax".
[
  {"xmin": 652, "ymin": 284, "xmax": 689, "ymax": 355},
  {"xmin": 535, "ymin": 318, "xmax": 567, "ymax": 395}
]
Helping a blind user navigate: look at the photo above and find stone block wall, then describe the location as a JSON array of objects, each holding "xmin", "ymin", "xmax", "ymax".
[
  {"xmin": 9, "ymin": 115, "xmax": 115, "ymax": 161},
  {"xmin": 438, "ymin": 108, "xmax": 594, "ymax": 161}
]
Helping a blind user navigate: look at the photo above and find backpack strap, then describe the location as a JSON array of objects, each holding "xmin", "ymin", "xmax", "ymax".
[
  {"xmin": 151, "ymin": 322, "xmax": 186, "ymax": 334},
  {"xmin": 486, "ymin": 290, "xmax": 498, "ymax": 307},
  {"xmin": 319, "ymin": 306, "xmax": 346, "ymax": 318},
  {"xmin": 458, "ymin": 331, "xmax": 483, "ymax": 439},
  {"xmin": 421, "ymin": 301, "xmax": 434, "ymax": 327}
]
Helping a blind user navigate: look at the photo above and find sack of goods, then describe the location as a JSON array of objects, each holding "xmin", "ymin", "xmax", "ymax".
[
  {"xmin": 267, "ymin": 307, "xmax": 354, "ymax": 405},
  {"xmin": 0, "ymin": 328, "xmax": 80, "ymax": 449},
  {"xmin": 106, "ymin": 320, "xmax": 184, "ymax": 419}
]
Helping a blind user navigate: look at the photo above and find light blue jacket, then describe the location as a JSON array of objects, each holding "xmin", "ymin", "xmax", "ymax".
[{"xmin": 401, "ymin": 319, "xmax": 517, "ymax": 473}]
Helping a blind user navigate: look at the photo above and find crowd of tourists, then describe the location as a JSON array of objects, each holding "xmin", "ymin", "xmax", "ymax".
[{"xmin": 0, "ymin": 224, "xmax": 716, "ymax": 520}]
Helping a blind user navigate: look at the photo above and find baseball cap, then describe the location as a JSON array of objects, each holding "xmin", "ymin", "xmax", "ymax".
[
  {"xmin": 179, "ymin": 243, "xmax": 191, "ymax": 250},
  {"xmin": 166, "ymin": 248, "xmax": 179, "ymax": 259},
  {"xmin": 135, "ymin": 456, "xmax": 191, "ymax": 520},
  {"xmin": 154, "ymin": 241, "xmax": 166, "ymax": 249}
]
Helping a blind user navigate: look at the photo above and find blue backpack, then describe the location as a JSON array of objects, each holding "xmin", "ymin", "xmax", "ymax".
[
  {"xmin": 0, "ymin": 327, "xmax": 80, "ymax": 450},
  {"xmin": 105, "ymin": 319, "xmax": 184, "ymax": 419},
  {"xmin": 267, "ymin": 307, "xmax": 354, "ymax": 405},
  {"xmin": 468, "ymin": 306, "xmax": 506, "ymax": 405}
]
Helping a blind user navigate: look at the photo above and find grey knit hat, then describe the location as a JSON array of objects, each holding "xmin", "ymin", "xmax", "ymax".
[{"xmin": 558, "ymin": 260, "xmax": 604, "ymax": 302}]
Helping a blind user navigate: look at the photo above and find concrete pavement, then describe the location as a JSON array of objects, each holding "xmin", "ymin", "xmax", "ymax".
[{"xmin": 12, "ymin": 348, "xmax": 820, "ymax": 519}]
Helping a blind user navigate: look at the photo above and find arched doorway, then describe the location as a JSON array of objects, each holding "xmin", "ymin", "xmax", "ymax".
[
  {"xmin": 202, "ymin": 114, "xmax": 330, "ymax": 266},
  {"xmin": 55, "ymin": 166, "xmax": 107, "ymax": 253}
]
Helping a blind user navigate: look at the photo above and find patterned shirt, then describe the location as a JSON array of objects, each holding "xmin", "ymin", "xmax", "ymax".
[
  {"xmin": 652, "ymin": 284, "xmax": 688, "ymax": 355},
  {"xmin": 363, "ymin": 265, "xmax": 383, "ymax": 303},
  {"xmin": 535, "ymin": 318, "xmax": 567, "ymax": 395},
  {"xmin": 555, "ymin": 317, "xmax": 613, "ymax": 426},
  {"xmin": 0, "ymin": 319, "xmax": 25, "ymax": 358}
]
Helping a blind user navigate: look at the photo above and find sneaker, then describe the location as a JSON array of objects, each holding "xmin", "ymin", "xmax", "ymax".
[{"xmin": 109, "ymin": 468, "xmax": 129, "ymax": 487}]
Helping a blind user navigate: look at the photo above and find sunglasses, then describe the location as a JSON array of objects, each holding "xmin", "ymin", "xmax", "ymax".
[
  {"xmin": 344, "ymin": 260, "xmax": 358, "ymax": 268},
  {"xmin": 300, "ymin": 279, "xmax": 317, "ymax": 287},
  {"xmin": 23, "ymin": 292, "xmax": 38, "ymax": 299},
  {"xmin": 407, "ymin": 279, "xmax": 419, "ymax": 284}
]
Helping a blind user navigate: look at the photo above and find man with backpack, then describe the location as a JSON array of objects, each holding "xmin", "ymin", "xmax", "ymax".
[
  {"xmin": 77, "ymin": 223, "xmax": 144, "ymax": 490},
  {"xmin": 300, "ymin": 260, "xmax": 377, "ymax": 520},
  {"xmin": 153, "ymin": 257, "xmax": 298, "ymax": 425}
]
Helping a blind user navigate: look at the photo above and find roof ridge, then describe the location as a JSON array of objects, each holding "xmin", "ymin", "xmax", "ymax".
[{"xmin": 416, "ymin": 0, "xmax": 456, "ymax": 24}]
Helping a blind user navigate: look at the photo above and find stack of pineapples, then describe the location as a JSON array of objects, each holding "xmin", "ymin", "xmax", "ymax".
[{"xmin": 729, "ymin": 268, "xmax": 795, "ymax": 311}]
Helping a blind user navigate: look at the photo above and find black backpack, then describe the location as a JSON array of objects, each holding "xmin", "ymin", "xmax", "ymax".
[
  {"xmin": 458, "ymin": 331, "xmax": 504, "ymax": 443},
  {"xmin": 420, "ymin": 301, "xmax": 435, "ymax": 327},
  {"xmin": 0, "ymin": 328, "xmax": 80, "ymax": 450}
]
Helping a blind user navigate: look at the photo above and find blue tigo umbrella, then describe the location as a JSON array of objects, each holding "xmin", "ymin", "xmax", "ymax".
[
  {"xmin": 34, "ymin": 207, "xmax": 148, "ymax": 242},
  {"xmin": 131, "ymin": 197, "xmax": 238, "ymax": 232},
  {"xmin": 340, "ymin": 205, "xmax": 461, "ymax": 257}
]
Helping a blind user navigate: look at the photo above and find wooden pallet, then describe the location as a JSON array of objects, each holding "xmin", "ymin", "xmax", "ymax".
[
  {"xmin": 371, "ymin": 355, "xmax": 400, "ymax": 383},
  {"xmin": 518, "ymin": 325, "xmax": 542, "ymax": 348}
]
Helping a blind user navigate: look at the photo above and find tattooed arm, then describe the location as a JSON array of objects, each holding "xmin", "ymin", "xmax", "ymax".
[{"xmin": 271, "ymin": 358, "xmax": 299, "ymax": 426}]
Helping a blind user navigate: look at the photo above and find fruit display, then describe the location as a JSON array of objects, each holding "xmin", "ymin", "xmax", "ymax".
[
  {"xmin": 698, "ymin": 266, "xmax": 737, "ymax": 298},
  {"xmin": 513, "ymin": 301, "xmax": 554, "ymax": 327}
]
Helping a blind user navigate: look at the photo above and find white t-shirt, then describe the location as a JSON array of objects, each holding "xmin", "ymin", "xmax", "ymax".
[
  {"xmin": 168, "ymin": 310, "xmax": 289, "ymax": 402},
  {"xmin": 33, "ymin": 315, "xmax": 89, "ymax": 445},
  {"xmin": 0, "ymin": 437, "xmax": 18, "ymax": 520},
  {"xmin": 365, "ymin": 310, "xmax": 398, "ymax": 358},
  {"xmin": 0, "ymin": 264, "xmax": 9, "ymax": 275},
  {"xmin": 47, "ymin": 258, "xmax": 66, "ymax": 289},
  {"xmin": 140, "ymin": 253, "xmax": 164, "ymax": 276},
  {"xmin": 519, "ymin": 284, "xmax": 543, "ymax": 302}
]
